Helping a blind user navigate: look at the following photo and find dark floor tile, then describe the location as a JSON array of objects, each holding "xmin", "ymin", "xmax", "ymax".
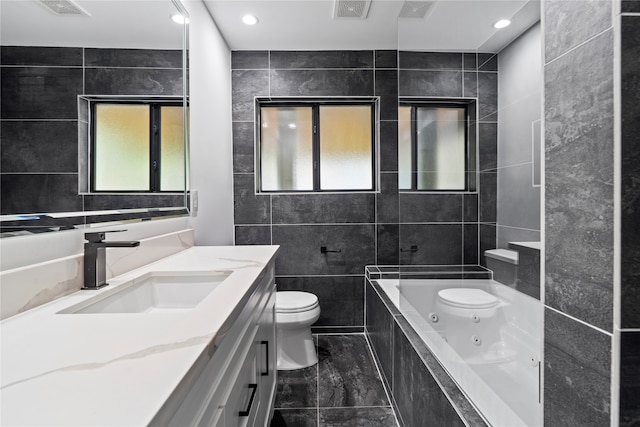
[
  {"xmin": 274, "ymin": 366, "xmax": 318, "ymax": 409},
  {"xmin": 319, "ymin": 407, "xmax": 396, "ymax": 426},
  {"xmin": 318, "ymin": 335, "xmax": 388, "ymax": 408},
  {"xmin": 271, "ymin": 409, "xmax": 318, "ymax": 427}
]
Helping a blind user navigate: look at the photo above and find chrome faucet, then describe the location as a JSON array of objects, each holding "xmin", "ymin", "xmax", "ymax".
[{"xmin": 83, "ymin": 230, "xmax": 140, "ymax": 290}]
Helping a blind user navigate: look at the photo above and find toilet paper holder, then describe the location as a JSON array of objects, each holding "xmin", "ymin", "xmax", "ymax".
[{"xmin": 320, "ymin": 246, "xmax": 342, "ymax": 254}]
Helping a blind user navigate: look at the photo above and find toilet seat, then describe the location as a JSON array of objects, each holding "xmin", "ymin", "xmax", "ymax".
[
  {"xmin": 276, "ymin": 291, "xmax": 319, "ymax": 313},
  {"xmin": 437, "ymin": 288, "xmax": 499, "ymax": 309}
]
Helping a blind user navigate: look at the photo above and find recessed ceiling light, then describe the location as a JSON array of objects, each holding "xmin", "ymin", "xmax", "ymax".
[
  {"xmin": 242, "ymin": 14, "xmax": 259, "ymax": 25},
  {"xmin": 171, "ymin": 13, "xmax": 189, "ymax": 24},
  {"xmin": 493, "ymin": 19, "xmax": 511, "ymax": 29}
]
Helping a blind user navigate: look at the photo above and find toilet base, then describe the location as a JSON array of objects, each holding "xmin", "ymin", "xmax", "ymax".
[{"xmin": 277, "ymin": 326, "xmax": 317, "ymax": 370}]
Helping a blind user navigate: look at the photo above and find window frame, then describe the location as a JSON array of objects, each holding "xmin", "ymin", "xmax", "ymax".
[
  {"xmin": 399, "ymin": 100, "xmax": 474, "ymax": 192},
  {"xmin": 255, "ymin": 98, "xmax": 378, "ymax": 194},
  {"xmin": 89, "ymin": 98, "xmax": 184, "ymax": 194}
]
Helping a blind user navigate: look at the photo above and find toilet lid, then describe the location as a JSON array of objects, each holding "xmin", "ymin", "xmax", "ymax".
[
  {"xmin": 276, "ymin": 291, "xmax": 319, "ymax": 313},
  {"xmin": 437, "ymin": 288, "xmax": 499, "ymax": 309}
]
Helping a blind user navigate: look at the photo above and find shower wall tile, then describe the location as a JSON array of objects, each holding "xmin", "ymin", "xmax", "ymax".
[
  {"xmin": 231, "ymin": 69, "xmax": 269, "ymax": 121},
  {"xmin": 1, "ymin": 121, "xmax": 78, "ymax": 173},
  {"xmin": 496, "ymin": 225, "xmax": 540, "ymax": 249},
  {"xmin": 232, "ymin": 121, "xmax": 254, "ymax": 173},
  {"xmin": 479, "ymin": 172, "xmax": 497, "ymax": 223},
  {"xmin": 85, "ymin": 68, "xmax": 183, "ymax": 95},
  {"xmin": 463, "ymin": 194, "xmax": 479, "ymax": 222},
  {"xmin": 376, "ymin": 69, "xmax": 399, "ymax": 121},
  {"xmin": 498, "ymin": 163, "xmax": 541, "ymax": 231},
  {"xmin": 544, "ymin": 0, "xmax": 612, "ymax": 63},
  {"xmin": 498, "ymin": 91, "xmax": 541, "ymax": 167},
  {"xmin": 398, "ymin": 51, "xmax": 462, "ymax": 70},
  {"xmin": 377, "ymin": 224, "xmax": 399, "ymax": 266},
  {"xmin": 84, "ymin": 48, "xmax": 182, "ymax": 68},
  {"xmin": 463, "ymin": 224, "xmax": 479, "ymax": 265},
  {"xmin": 1, "ymin": 46, "xmax": 83, "ymax": 66},
  {"xmin": 0, "ymin": 174, "xmax": 82, "ymax": 214},
  {"xmin": 398, "ymin": 70, "xmax": 463, "ymax": 97},
  {"xmin": 478, "ymin": 53, "xmax": 498, "ymax": 71},
  {"xmin": 270, "ymin": 50, "xmax": 373, "ymax": 69},
  {"xmin": 377, "ymin": 173, "xmax": 399, "ymax": 224},
  {"xmin": 511, "ymin": 245, "xmax": 541, "ymax": 300},
  {"xmin": 621, "ymin": 16, "xmax": 640, "ymax": 328},
  {"xmin": 234, "ymin": 225, "xmax": 271, "ymax": 245},
  {"xmin": 478, "ymin": 72, "xmax": 498, "ymax": 121},
  {"xmin": 233, "ymin": 174, "xmax": 270, "ymax": 225},
  {"xmin": 231, "ymin": 50, "xmax": 269, "ymax": 69},
  {"xmin": 399, "ymin": 224, "xmax": 463, "ymax": 265},
  {"xmin": 544, "ymin": 308, "xmax": 611, "ymax": 427},
  {"xmin": 272, "ymin": 193, "xmax": 375, "ymax": 224},
  {"xmin": 375, "ymin": 50, "xmax": 398, "ymax": 69},
  {"xmin": 622, "ymin": 0, "xmax": 640, "ymax": 13},
  {"xmin": 479, "ymin": 224, "xmax": 496, "ymax": 266},
  {"xmin": 380, "ymin": 121, "xmax": 399, "ymax": 172},
  {"xmin": 366, "ymin": 281, "xmax": 394, "ymax": 389},
  {"xmin": 276, "ymin": 276, "xmax": 364, "ymax": 327},
  {"xmin": 479, "ymin": 122, "xmax": 497, "ymax": 171},
  {"xmin": 463, "ymin": 71, "xmax": 478, "ymax": 97},
  {"xmin": 272, "ymin": 225, "xmax": 375, "ymax": 275},
  {"xmin": 463, "ymin": 53, "xmax": 477, "ymax": 70},
  {"xmin": 1, "ymin": 67, "xmax": 83, "ymax": 119},
  {"xmin": 399, "ymin": 194, "xmax": 462, "ymax": 223},
  {"xmin": 545, "ymin": 30, "xmax": 614, "ymax": 332},
  {"xmin": 620, "ymin": 331, "xmax": 640, "ymax": 427},
  {"xmin": 270, "ymin": 69, "xmax": 374, "ymax": 96}
]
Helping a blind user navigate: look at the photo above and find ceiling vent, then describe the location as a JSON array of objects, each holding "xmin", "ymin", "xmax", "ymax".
[
  {"xmin": 37, "ymin": 0, "xmax": 90, "ymax": 16},
  {"xmin": 333, "ymin": 0, "xmax": 372, "ymax": 19},
  {"xmin": 398, "ymin": 1, "xmax": 435, "ymax": 19}
]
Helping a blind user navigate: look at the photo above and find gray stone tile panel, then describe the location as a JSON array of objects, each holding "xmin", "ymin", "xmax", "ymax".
[
  {"xmin": 377, "ymin": 224, "xmax": 400, "ymax": 266},
  {"xmin": 478, "ymin": 72, "xmax": 498, "ymax": 121},
  {"xmin": 366, "ymin": 282, "xmax": 394, "ymax": 389},
  {"xmin": 270, "ymin": 69, "xmax": 374, "ymax": 96},
  {"xmin": 399, "ymin": 193, "xmax": 463, "ymax": 223},
  {"xmin": 271, "ymin": 409, "xmax": 317, "ymax": 427},
  {"xmin": 231, "ymin": 50, "xmax": 269, "ymax": 69},
  {"xmin": 620, "ymin": 331, "xmax": 640, "ymax": 427},
  {"xmin": 376, "ymin": 69, "xmax": 399, "ymax": 121},
  {"xmin": 0, "ymin": 46, "xmax": 82, "ymax": 66},
  {"xmin": 232, "ymin": 121, "xmax": 255, "ymax": 173},
  {"xmin": 479, "ymin": 122, "xmax": 497, "ymax": 171},
  {"xmin": 272, "ymin": 193, "xmax": 375, "ymax": 224},
  {"xmin": 375, "ymin": 50, "xmax": 398, "ymax": 69},
  {"xmin": 319, "ymin": 407, "xmax": 397, "ymax": 426},
  {"xmin": 85, "ymin": 68, "xmax": 183, "ymax": 95},
  {"xmin": 84, "ymin": 48, "xmax": 182, "ymax": 68},
  {"xmin": 234, "ymin": 225, "xmax": 271, "ymax": 245},
  {"xmin": 0, "ymin": 174, "xmax": 82, "ymax": 214},
  {"xmin": 398, "ymin": 224, "xmax": 463, "ymax": 265},
  {"xmin": 497, "ymin": 163, "xmax": 541, "ymax": 231},
  {"xmin": 233, "ymin": 173, "xmax": 270, "ymax": 225},
  {"xmin": 274, "ymin": 366, "xmax": 318, "ymax": 409},
  {"xmin": 377, "ymin": 173, "xmax": 399, "ymax": 224},
  {"xmin": 399, "ymin": 51, "xmax": 462, "ymax": 70},
  {"xmin": 398, "ymin": 70, "xmax": 463, "ymax": 97},
  {"xmin": 232, "ymin": 69, "xmax": 269, "ymax": 121},
  {"xmin": 270, "ymin": 50, "xmax": 373, "ymax": 69},
  {"xmin": 380, "ymin": 121, "xmax": 399, "ymax": 172}
]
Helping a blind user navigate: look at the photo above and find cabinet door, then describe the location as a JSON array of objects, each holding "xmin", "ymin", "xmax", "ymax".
[
  {"xmin": 225, "ymin": 344, "xmax": 260, "ymax": 427},
  {"xmin": 256, "ymin": 290, "xmax": 277, "ymax": 426}
]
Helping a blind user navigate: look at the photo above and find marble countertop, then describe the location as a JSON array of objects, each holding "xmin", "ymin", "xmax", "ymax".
[{"xmin": 0, "ymin": 245, "xmax": 279, "ymax": 426}]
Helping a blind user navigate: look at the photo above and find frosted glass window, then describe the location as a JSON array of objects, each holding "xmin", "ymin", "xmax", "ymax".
[
  {"xmin": 94, "ymin": 104, "xmax": 150, "ymax": 191},
  {"xmin": 160, "ymin": 106, "xmax": 185, "ymax": 191},
  {"xmin": 319, "ymin": 106, "xmax": 372, "ymax": 190},
  {"xmin": 260, "ymin": 107, "xmax": 314, "ymax": 191},
  {"xmin": 399, "ymin": 104, "xmax": 468, "ymax": 191}
]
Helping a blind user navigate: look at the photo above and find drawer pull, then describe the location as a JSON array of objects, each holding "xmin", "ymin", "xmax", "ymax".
[
  {"xmin": 239, "ymin": 383, "xmax": 257, "ymax": 417},
  {"xmin": 261, "ymin": 340, "xmax": 269, "ymax": 376}
]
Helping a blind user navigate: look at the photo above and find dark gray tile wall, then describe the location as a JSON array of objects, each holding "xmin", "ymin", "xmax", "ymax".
[
  {"xmin": 542, "ymin": 1, "xmax": 621, "ymax": 425},
  {"xmin": 0, "ymin": 45, "xmax": 183, "ymax": 227},
  {"xmin": 620, "ymin": 331, "xmax": 640, "ymax": 426},
  {"xmin": 621, "ymin": 16, "xmax": 640, "ymax": 328},
  {"xmin": 231, "ymin": 50, "xmax": 497, "ymax": 329}
]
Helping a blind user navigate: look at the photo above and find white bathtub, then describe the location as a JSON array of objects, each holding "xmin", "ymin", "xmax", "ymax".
[{"xmin": 376, "ymin": 278, "xmax": 541, "ymax": 427}]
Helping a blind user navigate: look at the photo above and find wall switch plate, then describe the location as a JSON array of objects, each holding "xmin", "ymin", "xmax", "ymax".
[{"xmin": 190, "ymin": 189, "xmax": 198, "ymax": 217}]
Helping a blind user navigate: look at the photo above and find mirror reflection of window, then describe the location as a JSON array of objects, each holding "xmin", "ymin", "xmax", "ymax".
[{"xmin": 399, "ymin": 103, "xmax": 470, "ymax": 191}]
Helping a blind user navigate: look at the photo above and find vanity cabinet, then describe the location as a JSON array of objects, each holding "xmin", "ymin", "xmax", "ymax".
[{"xmin": 163, "ymin": 263, "xmax": 277, "ymax": 427}]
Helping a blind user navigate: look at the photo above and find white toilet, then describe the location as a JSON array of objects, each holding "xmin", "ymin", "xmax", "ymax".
[
  {"xmin": 275, "ymin": 291, "xmax": 321, "ymax": 370},
  {"xmin": 436, "ymin": 288, "xmax": 499, "ymax": 318}
]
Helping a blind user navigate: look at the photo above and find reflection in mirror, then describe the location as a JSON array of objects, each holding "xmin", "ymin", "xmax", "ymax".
[{"xmin": 0, "ymin": 0, "xmax": 189, "ymax": 237}]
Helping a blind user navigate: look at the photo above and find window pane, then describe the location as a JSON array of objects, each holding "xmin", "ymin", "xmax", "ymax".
[
  {"xmin": 160, "ymin": 106, "xmax": 185, "ymax": 191},
  {"xmin": 260, "ymin": 107, "xmax": 313, "ymax": 191},
  {"xmin": 416, "ymin": 107, "xmax": 466, "ymax": 190},
  {"xmin": 94, "ymin": 104, "xmax": 150, "ymax": 191},
  {"xmin": 398, "ymin": 106, "xmax": 412, "ymax": 189},
  {"xmin": 319, "ymin": 105, "xmax": 372, "ymax": 190}
]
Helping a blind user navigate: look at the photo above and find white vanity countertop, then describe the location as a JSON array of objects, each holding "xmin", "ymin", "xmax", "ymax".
[{"xmin": 0, "ymin": 245, "xmax": 279, "ymax": 426}]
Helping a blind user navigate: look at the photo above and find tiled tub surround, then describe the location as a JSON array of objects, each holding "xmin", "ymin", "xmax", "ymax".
[
  {"xmin": 365, "ymin": 270, "xmax": 541, "ymax": 426},
  {"xmin": 0, "ymin": 45, "xmax": 184, "ymax": 231},
  {"xmin": 0, "ymin": 228, "xmax": 194, "ymax": 319},
  {"xmin": 271, "ymin": 334, "xmax": 399, "ymax": 427},
  {"xmin": 0, "ymin": 245, "xmax": 279, "ymax": 425},
  {"xmin": 232, "ymin": 50, "xmax": 498, "ymax": 331}
]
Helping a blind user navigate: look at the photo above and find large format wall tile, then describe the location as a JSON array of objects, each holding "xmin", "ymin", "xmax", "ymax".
[
  {"xmin": 479, "ymin": 172, "xmax": 497, "ymax": 223},
  {"xmin": 479, "ymin": 123, "xmax": 497, "ymax": 171},
  {"xmin": 620, "ymin": 331, "xmax": 640, "ymax": 427},
  {"xmin": 366, "ymin": 281, "xmax": 394, "ymax": 388},
  {"xmin": 232, "ymin": 121, "xmax": 254, "ymax": 173},
  {"xmin": 544, "ymin": 0, "xmax": 611, "ymax": 63},
  {"xmin": 1, "ymin": 121, "xmax": 77, "ymax": 173},
  {"xmin": 231, "ymin": 51, "xmax": 269, "ymax": 69},
  {"xmin": 399, "ymin": 193, "xmax": 462, "ymax": 223},
  {"xmin": 478, "ymin": 72, "xmax": 498, "ymax": 121},
  {"xmin": 272, "ymin": 193, "xmax": 375, "ymax": 224},
  {"xmin": 234, "ymin": 225, "xmax": 271, "ymax": 245},
  {"xmin": 232, "ymin": 70, "xmax": 269, "ymax": 121},
  {"xmin": 398, "ymin": 70, "xmax": 463, "ymax": 97},
  {"xmin": 544, "ymin": 308, "xmax": 611, "ymax": 426},
  {"xmin": 1, "ymin": 67, "xmax": 83, "ymax": 119},
  {"xmin": 376, "ymin": 69, "xmax": 399, "ymax": 121},
  {"xmin": 270, "ymin": 69, "xmax": 374, "ymax": 96},
  {"xmin": 621, "ymin": 16, "xmax": 640, "ymax": 328},
  {"xmin": 270, "ymin": 50, "xmax": 373, "ymax": 69},
  {"xmin": 1, "ymin": 46, "xmax": 82, "ymax": 66},
  {"xmin": 380, "ymin": 121, "xmax": 399, "ymax": 172},
  {"xmin": 497, "ymin": 163, "xmax": 541, "ymax": 231},
  {"xmin": 276, "ymin": 276, "xmax": 364, "ymax": 327},
  {"xmin": 233, "ymin": 174, "xmax": 270, "ymax": 225},
  {"xmin": 377, "ymin": 173, "xmax": 399, "ymax": 224},
  {"xmin": 399, "ymin": 224, "xmax": 463, "ymax": 265},
  {"xmin": 274, "ymin": 366, "xmax": 317, "ymax": 408},
  {"xmin": 377, "ymin": 224, "xmax": 399, "ymax": 265},
  {"xmin": 399, "ymin": 51, "xmax": 462, "ymax": 70},
  {"xmin": 1, "ymin": 174, "xmax": 82, "ymax": 214},
  {"xmin": 545, "ymin": 30, "xmax": 614, "ymax": 331},
  {"xmin": 498, "ymin": 92, "xmax": 541, "ymax": 168},
  {"xmin": 375, "ymin": 50, "xmax": 398, "ymax": 69},
  {"xmin": 84, "ymin": 48, "xmax": 182, "ymax": 68},
  {"xmin": 464, "ymin": 224, "xmax": 479, "ymax": 265},
  {"xmin": 85, "ymin": 68, "xmax": 183, "ymax": 95},
  {"xmin": 272, "ymin": 224, "xmax": 375, "ymax": 275}
]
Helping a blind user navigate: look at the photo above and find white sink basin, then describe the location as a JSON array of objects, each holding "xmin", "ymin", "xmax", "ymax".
[{"xmin": 59, "ymin": 271, "xmax": 231, "ymax": 314}]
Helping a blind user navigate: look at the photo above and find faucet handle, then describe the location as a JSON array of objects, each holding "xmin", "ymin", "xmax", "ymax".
[{"xmin": 84, "ymin": 230, "xmax": 127, "ymax": 243}]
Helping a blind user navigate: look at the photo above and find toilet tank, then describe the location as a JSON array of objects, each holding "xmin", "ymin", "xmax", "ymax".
[{"xmin": 484, "ymin": 249, "xmax": 519, "ymax": 286}]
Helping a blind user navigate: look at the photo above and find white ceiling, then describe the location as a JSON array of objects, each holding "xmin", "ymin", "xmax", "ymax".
[{"xmin": 204, "ymin": 0, "xmax": 541, "ymax": 52}]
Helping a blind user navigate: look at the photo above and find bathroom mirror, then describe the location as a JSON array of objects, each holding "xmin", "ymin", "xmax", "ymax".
[{"xmin": 0, "ymin": 0, "xmax": 190, "ymax": 237}]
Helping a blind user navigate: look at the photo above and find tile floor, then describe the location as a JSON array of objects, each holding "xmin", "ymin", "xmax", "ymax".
[{"xmin": 270, "ymin": 334, "xmax": 399, "ymax": 427}]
